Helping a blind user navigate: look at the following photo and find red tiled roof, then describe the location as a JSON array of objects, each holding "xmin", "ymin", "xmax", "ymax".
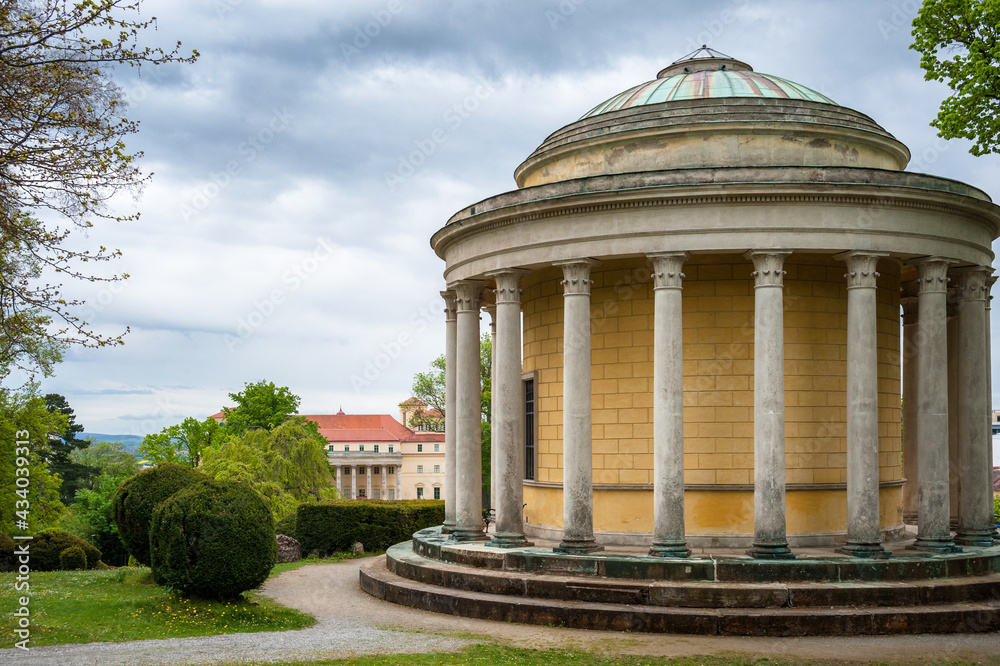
[{"xmin": 301, "ymin": 413, "xmax": 423, "ymax": 443}]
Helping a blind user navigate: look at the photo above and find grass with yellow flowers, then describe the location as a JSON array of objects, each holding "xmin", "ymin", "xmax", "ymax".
[{"xmin": 0, "ymin": 566, "xmax": 314, "ymax": 647}]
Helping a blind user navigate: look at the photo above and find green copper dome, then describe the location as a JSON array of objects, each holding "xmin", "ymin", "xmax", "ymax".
[{"xmin": 581, "ymin": 47, "xmax": 837, "ymax": 119}]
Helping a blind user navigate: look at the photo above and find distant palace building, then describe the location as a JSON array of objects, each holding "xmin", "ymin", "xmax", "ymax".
[{"xmin": 211, "ymin": 397, "xmax": 446, "ymax": 501}]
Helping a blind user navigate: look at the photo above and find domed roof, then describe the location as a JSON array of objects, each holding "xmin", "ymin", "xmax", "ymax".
[
  {"xmin": 582, "ymin": 47, "xmax": 836, "ymax": 119},
  {"xmin": 513, "ymin": 47, "xmax": 909, "ymax": 189}
]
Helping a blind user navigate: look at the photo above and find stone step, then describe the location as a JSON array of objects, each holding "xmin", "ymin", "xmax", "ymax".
[
  {"xmin": 412, "ymin": 528, "xmax": 1000, "ymax": 583},
  {"xmin": 361, "ymin": 556, "xmax": 1000, "ymax": 636},
  {"xmin": 387, "ymin": 543, "xmax": 1000, "ymax": 609}
]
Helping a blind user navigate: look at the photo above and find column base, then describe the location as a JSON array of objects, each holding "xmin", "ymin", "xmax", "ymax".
[
  {"xmin": 907, "ymin": 537, "xmax": 962, "ymax": 554},
  {"xmin": 649, "ymin": 540, "xmax": 691, "ymax": 558},
  {"xmin": 554, "ymin": 538, "xmax": 603, "ymax": 555},
  {"xmin": 955, "ymin": 530, "xmax": 996, "ymax": 548},
  {"xmin": 441, "ymin": 522, "xmax": 456, "ymax": 535},
  {"xmin": 747, "ymin": 542, "xmax": 795, "ymax": 560},
  {"xmin": 487, "ymin": 533, "xmax": 534, "ymax": 549},
  {"xmin": 450, "ymin": 528, "xmax": 489, "ymax": 543},
  {"xmin": 836, "ymin": 543, "xmax": 891, "ymax": 559}
]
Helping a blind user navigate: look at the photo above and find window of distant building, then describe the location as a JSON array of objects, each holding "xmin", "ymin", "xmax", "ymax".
[
  {"xmin": 388, "ymin": 466, "xmax": 395, "ymax": 474},
  {"xmin": 388, "ymin": 445, "xmax": 394, "ymax": 453},
  {"xmin": 417, "ymin": 444, "xmax": 423, "ymax": 452},
  {"xmin": 417, "ymin": 487, "xmax": 424, "ymax": 499},
  {"xmin": 434, "ymin": 443, "xmax": 439, "ymax": 452},
  {"xmin": 344, "ymin": 489, "xmax": 351, "ymax": 499},
  {"xmin": 344, "ymin": 445, "xmax": 350, "ymax": 452},
  {"xmin": 374, "ymin": 444, "xmax": 379, "ymax": 452},
  {"xmin": 373, "ymin": 488, "xmax": 380, "ymax": 499},
  {"xmin": 358, "ymin": 489, "xmax": 366, "ymax": 498},
  {"xmin": 342, "ymin": 465, "xmax": 350, "ymax": 474},
  {"xmin": 433, "ymin": 487, "xmax": 440, "ymax": 500},
  {"xmin": 417, "ymin": 465, "xmax": 423, "ymax": 473},
  {"xmin": 359, "ymin": 445, "xmax": 365, "ymax": 452},
  {"xmin": 359, "ymin": 466, "xmax": 366, "ymax": 474},
  {"xmin": 388, "ymin": 489, "xmax": 395, "ymax": 500},
  {"xmin": 374, "ymin": 466, "xmax": 380, "ymax": 475},
  {"xmin": 433, "ymin": 465, "xmax": 440, "ymax": 473}
]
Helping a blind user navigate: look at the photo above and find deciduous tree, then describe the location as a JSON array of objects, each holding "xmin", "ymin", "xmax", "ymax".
[
  {"xmin": 911, "ymin": 0, "xmax": 1000, "ymax": 155},
  {"xmin": 221, "ymin": 380, "xmax": 302, "ymax": 433},
  {"xmin": 0, "ymin": 1, "xmax": 197, "ymax": 380}
]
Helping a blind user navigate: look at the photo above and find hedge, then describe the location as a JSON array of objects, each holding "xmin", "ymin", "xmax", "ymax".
[
  {"xmin": 111, "ymin": 463, "xmax": 206, "ymax": 566},
  {"xmin": 296, "ymin": 500, "xmax": 444, "ymax": 555},
  {"xmin": 0, "ymin": 532, "xmax": 15, "ymax": 572},
  {"xmin": 28, "ymin": 530, "xmax": 102, "ymax": 571},
  {"xmin": 150, "ymin": 479, "xmax": 276, "ymax": 599},
  {"xmin": 274, "ymin": 511, "xmax": 297, "ymax": 540}
]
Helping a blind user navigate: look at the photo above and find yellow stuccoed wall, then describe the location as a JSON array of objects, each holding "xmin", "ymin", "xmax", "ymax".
[{"xmin": 521, "ymin": 253, "xmax": 902, "ymax": 538}]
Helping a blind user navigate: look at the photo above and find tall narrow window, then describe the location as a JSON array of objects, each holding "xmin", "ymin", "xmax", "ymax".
[
  {"xmin": 417, "ymin": 465, "xmax": 423, "ymax": 473},
  {"xmin": 417, "ymin": 487, "xmax": 424, "ymax": 499},
  {"xmin": 417, "ymin": 444, "xmax": 423, "ymax": 452},
  {"xmin": 434, "ymin": 443, "xmax": 440, "ymax": 452},
  {"xmin": 433, "ymin": 487, "xmax": 440, "ymax": 500},
  {"xmin": 433, "ymin": 465, "xmax": 440, "ymax": 473},
  {"xmin": 524, "ymin": 376, "xmax": 535, "ymax": 481},
  {"xmin": 373, "ymin": 466, "xmax": 380, "ymax": 475},
  {"xmin": 374, "ymin": 445, "xmax": 379, "ymax": 453}
]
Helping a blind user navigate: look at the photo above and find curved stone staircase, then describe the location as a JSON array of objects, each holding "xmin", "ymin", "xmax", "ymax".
[{"xmin": 359, "ymin": 528, "xmax": 1000, "ymax": 636}]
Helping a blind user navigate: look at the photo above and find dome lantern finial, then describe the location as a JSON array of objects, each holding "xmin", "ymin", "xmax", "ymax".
[{"xmin": 656, "ymin": 45, "xmax": 753, "ymax": 79}]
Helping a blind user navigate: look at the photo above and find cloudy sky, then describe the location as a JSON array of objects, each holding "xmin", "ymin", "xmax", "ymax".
[{"xmin": 28, "ymin": 0, "xmax": 1000, "ymax": 435}]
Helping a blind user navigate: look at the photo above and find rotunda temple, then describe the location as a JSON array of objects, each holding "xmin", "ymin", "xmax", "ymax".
[{"xmin": 430, "ymin": 47, "xmax": 1000, "ymax": 559}]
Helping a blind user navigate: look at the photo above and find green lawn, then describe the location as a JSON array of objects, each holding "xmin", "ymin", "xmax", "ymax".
[
  {"xmin": 0, "ymin": 566, "xmax": 314, "ymax": 647},
  {"xmin": 269, "ymin": 645, "xmax": 1000, "ymax": 666}
]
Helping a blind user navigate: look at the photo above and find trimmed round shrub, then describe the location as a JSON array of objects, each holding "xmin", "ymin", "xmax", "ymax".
[
  {"xmin": 0, "ymin": 532, "xmax": 15, "ymax": 572},
  {"xmin": 30, "ymin": 531, "xmax": 102, "ymax": 571},
  {"xmin": 59, "ymin": 546, "xmax": 88, "ymax": 571},
  {"xmin": 150, "ymin": 479, "xmax": 276, "ymax": 599},
  {"xmin": 112, "ymin": 463, "xmax": 205, "ymax": 566}
]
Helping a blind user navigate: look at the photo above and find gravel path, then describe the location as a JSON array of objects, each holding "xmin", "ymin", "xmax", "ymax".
[
  {"xmin": 1, "ymin": 560, "xmax": 470, "ymax": 665},
  {"xmin": 4, "ymin": 557, "xmax": 1000, "ymax": 665}
]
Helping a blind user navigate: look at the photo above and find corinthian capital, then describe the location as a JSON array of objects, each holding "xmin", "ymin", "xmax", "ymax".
[
  {"xmin": 647, "ymin": 252, "xmax": 688, "ymax": 290},
  {"xmin": 951, "ymin": 265, "xmax": 993, "ymax": 302},
  {"xmin": 485, "ymin": 268, "xmax": 529, "ymax": 305},
  {"xmin": 449, "ymin": 280, "xmax": 483, "ymax": 313},
  {"xmin": 745, "ymin": 250, "xmax": 792, "ymax": 288},
  {"xmin": 555, "ymin": 259, "xmax": 598, "ymax": 296}
]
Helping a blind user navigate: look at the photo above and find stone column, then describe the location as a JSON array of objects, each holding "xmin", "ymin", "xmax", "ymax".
[
  {"xmin": 441, "ymin": 290, "xmax": 458, "ymax": 532},
  {"xmin": 910, "ymin": 258, "xmax": 961, "ymax": 553},
  {"xmin": 901, "ymin": 287, "xmax": 919, "ymax": 524},
  {"xmin": 948, "ymin": 300, "xmax": 960, "ymax": 525},
  {"xmin": 746, "ymin": 250, "xmax": 795, "ymax": 559},
  {"xmin": 483, "ymin": 303, "xmax": 498, "ymax": 515},
  {"xmin": 451, "ymin": 280, "xmax": 488, "ymax": 541},
  {"xmin": 397, "ymin": 467, "xmax": 402, "ymax": 501},
  {"xmin": 988, "ymin": 276, "xmax": 998, "ymax": 543},
  {"xmin": 954, "ymin": 266, "xmax": 994, "ymax": 546},
  {"xmin": 335, "ymin": 464, "xmax": 342, "ymax": 496},
  {"xmin": 837, "ymin": 251, "xmax": 890, "ymax": 558},
  {"xmin": 554, "ymin": 260, "xmax": 603, "ymax": 554},
  {"xmin": 351, "ymin": 465, "xmax": 357, "ymax": 501},
  {"xmin": 366, "ymin": 465, "xmax": 372, "ymax": 500},
  {"xmin": 486, "ymin": 269, "xmax": 533, "ymax": 548},
  {"xmin": 381, "ymin": 466, "xmax": 387, "ymax": 500},
  {"xmin": 648, "ymin": 252, "xmax": 690, "ymax": 558}
]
